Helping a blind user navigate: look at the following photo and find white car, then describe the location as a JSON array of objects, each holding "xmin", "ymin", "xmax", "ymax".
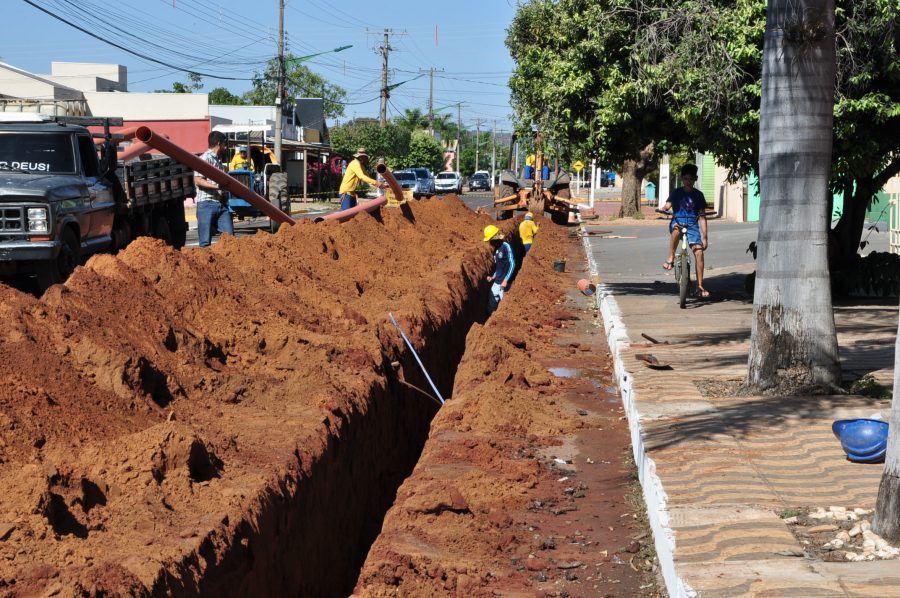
[{"xmin": 434, "ymin": 171, "xmax": 463, "ymax": 194}]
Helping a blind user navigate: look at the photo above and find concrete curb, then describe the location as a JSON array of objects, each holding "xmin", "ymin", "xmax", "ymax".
[{"xmin": 580, "ymin": 229, "xmax": 694, "ymax": 598}]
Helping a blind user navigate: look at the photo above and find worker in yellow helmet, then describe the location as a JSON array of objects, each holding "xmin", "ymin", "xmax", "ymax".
[
  {"xmin": 484, "ymin": 224, "xmax": 515, "ymax": 314},
  {"xmin": 338, "ymin": 148, "xmax": 387, "ymax": 210},
  {"xmin": 519, "ymin": 212, "xmax": 539, "ymax": 254}
]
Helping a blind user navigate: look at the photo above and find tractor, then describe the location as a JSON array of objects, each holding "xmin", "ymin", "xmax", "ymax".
[{"xmin": 493, "ymin": 135, "xmax": 578, "ymax": 225}]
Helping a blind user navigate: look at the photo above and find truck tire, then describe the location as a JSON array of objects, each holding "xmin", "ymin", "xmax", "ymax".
[
  {"xmin": 167, "ymin": 203, "xmax": 187, "ymax": 249},
  {"xmin": 268, "ymin": 173, "xmax": 288, "ymax": 233},
  {"xmin": 496, "ymin": 184, "xmax": 514, "ymax": 220},
  {"xmin": 111, "ymin": 218, "xmax": 132, "ymax": 253},
  {"xmin": 151, "ymin": 214, "xmax": 172, "ymax": 245},
  {"xmin": 36, "ymin": 226, "xmax": 80, "ymax": 291},
  {"xmin": 550, "ymin": 210, "xmax": 572, "ymax": 226}
]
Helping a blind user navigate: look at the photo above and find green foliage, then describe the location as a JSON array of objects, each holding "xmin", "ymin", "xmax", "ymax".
[
  {"xmin": 329, "ymin": 120, "xmax": 410, "ymax": 164},
  {"xmin": 156, "ymin": 72, "xmax": 203, "ymax": 94},
  {"xmin": 244, "ymin": 54, "xmax": 347, "ymax": 119},
  {"xmin": 208, "ymin": 87, "xmax": 245, "ymax": 105},
  {"xmin": 779, "ymin": 508, "xmax": 804, "ymax": 519},
  {"xmin": 847, "ymin": 374, "xmax": 891, "ymax": 400},
  {"xmin": 395, "ymin": 130, "xmax": 445, "ymax": 172},
  {"xmin": 832, "ymin": 251, "xmax": 900, "ymax": 297},
  {"xmin": 507, "ymin": 0, "xmax": 687, "ymax": 168},
  {"xmin": 394, "ymin": 108, "xmax": 429, "ymax": 131}
]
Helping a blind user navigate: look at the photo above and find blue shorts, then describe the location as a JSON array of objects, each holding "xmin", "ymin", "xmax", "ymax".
[
  {"xmin": 339, "ymin": 193, "xmax": 357, "ymax": 210},
  {"xmin": 670, "ymin": 221, "xmax": 703, "ymax": 246}
]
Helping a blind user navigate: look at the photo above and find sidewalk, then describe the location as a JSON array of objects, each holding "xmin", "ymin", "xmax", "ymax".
[{"xmin": 581, "ymin": 221, "xmax": 900, "ymax": 597}]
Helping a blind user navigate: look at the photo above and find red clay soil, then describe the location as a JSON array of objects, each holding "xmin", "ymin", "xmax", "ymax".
[
  {"xmin": 0, "ymin": 196, "xmax": 497, "ymax": 596},
  {"xmin": 353, "ymin": 223, "xmax": 656, "ymax": 597}
]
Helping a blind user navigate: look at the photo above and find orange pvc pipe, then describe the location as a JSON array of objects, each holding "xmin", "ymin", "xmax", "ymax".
[
  {"xmin": 375, "ymin": 163, "xmax": 404, "ymax": 204},
  {"xmin": 118, "ymin": 141, "xmax": 152, "ymax": 161},
  {"xmin": 314, "ymin": 196, "xmax": 387, "ymax": 223},
  {"xmin": 134, "ymin": 126, "xmax": 295, "ymax": 226}
]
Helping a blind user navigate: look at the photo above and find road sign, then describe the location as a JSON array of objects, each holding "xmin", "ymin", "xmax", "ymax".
[
  {"xmin": 526, "ymin": 154, "xmax": 536, "ymax": 167},
  {"xmin": 573, "ymin": 160, "xmax": 585, "ymax": 172}
]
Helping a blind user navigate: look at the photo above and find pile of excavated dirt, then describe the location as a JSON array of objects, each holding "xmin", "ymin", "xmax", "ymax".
[
  {"xmin": 0, "ymin": 196, "xmax": 497, "ymax": 596},
  {"xmin": 354, "ymin": 222, "xmax": 655, "ymax": 597}
]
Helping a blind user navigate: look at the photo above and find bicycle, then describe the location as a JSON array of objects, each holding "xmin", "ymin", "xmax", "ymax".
[{"xmin": 656, "ymin": 209, "xmax": 697, "ymax": 309}]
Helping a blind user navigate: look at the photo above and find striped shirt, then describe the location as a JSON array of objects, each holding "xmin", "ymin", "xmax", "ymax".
[{"xmin": 194, "ymin": 149, "xmax": 226, "ymax": 203}]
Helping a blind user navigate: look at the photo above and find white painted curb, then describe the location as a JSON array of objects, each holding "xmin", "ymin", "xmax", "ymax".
[{"xmin": 581, "ymin": 231, "xmax": 695, "ymax": 598}]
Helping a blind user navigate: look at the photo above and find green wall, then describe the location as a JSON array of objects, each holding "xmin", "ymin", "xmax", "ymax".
[{"xmin": 745, "ymin": 173, "xmax": 889, "ymax": 223}]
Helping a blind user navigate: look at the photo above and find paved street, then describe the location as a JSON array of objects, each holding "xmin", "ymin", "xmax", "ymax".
[{"xmin": 582, "ymin": 219, "xmax": 900, "ymax": 597}]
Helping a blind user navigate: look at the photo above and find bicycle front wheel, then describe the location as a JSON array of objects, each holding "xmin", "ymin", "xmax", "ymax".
[{"xmin": 678, "ymin": 253, "xmax": 690, "ymax": 309}]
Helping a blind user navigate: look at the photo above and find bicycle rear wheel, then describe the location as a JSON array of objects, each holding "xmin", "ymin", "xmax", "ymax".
[{"xmin": 678, "ymin": 252, "xmax": 690, "ymax": 309}]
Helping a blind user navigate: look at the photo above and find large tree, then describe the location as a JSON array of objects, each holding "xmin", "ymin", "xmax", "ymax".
[
  {"xmin": 394, "ymin": 108, "xmax": 429, "ymax": 131},
  {"xmin": 636, "ymin": 0, "xmax": 900, "ymax": 268},
  {"xmin": 244, "ymin": 55, "xmax": 348, "ymax": 120},
  {"xmin": 507, "ymin": 0, "xmax": 688, "ymax": 217},
  {"xmin": 208, "ymin": 87, "xmax": 245, "ymax": 105},
  {"xmin": 329, "ymin": 119, "xmax": 411, "ymax": 166},
  {"xmin": 747, "ymin": 0, "xmax": 841, "ymax": 391},
  {"xmin": 874, "ymin": 311, "xmax": 900, "ymax": 541}
]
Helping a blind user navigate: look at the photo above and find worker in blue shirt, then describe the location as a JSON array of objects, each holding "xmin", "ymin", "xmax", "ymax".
[{"xmin": 483, "ymin": 224, "xmax": 515, "ymax": 314}]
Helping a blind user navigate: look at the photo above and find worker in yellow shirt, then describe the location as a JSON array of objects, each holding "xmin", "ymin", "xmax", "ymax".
[
  {"xmin": 519, "ymin": 212, "xmax": 539, "ymax": 254},
  {"xmin": 228, "ymin": 146, "xmax": 255, "ymax": 172},
  {"xmin": 339, "ymin": 148, "xmax": 386, "ymax": 210}
]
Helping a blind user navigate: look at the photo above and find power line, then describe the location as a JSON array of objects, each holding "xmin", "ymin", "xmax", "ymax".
[{"xmin": 22, "ymin": 0, "xmax": 254, "ymax": 80}]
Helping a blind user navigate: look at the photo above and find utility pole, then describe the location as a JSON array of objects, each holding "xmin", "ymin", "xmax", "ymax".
[
  {"xmin": 491, "ymin": 120, "xmax": 496, "ymax": 188},
  {"xmin": 273, "ymin": 0, "xmax": 285, "ymax": 162},
  {"xmin": 427, "ymin": 68, "xmax": 434, "ymax": 132},
  {"xmin": 377, "ymin": 29, "xmax": 392, "ymax": 127},
  {"xmin": 474, "ymin": 118, "xmax": 481, "ymax": 172},
  {"xmin": 456, "ymin": 102, "xmax": 462, "ymax": 172}
]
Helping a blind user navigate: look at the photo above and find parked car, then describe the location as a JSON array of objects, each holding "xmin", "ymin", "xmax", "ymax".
[
  {"xmin": 411, "ymin": 167, "xmax": 435, "ymax": 196},
  {"xmin": 393, "ymin": 169, "xmax": 429, "ymax": 199},
  {"xmin": 468, "ymin": 171, "xmax": 491, "ymax": 192},
  {"xmin": 434, "ymin": 171, "xmax": 463, "ymax": 194}
]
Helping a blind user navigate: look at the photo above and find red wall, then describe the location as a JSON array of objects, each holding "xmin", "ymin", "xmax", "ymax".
[{"xmin": 91, "ymin": 119, "xmax": 211, "ymax": 155}]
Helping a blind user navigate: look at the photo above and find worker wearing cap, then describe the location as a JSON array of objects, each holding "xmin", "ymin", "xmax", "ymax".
[
  {"xmin": 338, "ymin": 148, "xmax": 387, "ymax": 210},
  {"xmin": 484, "ymin": 224, "xmax": 515, "ymax": 314},
  {"xmin": 519, "ymin": 212, "xmax": 539, "ymax": 254},
  {"xmin": 228, "ymin": 146, "xmax": 255, "ymax": 172}
]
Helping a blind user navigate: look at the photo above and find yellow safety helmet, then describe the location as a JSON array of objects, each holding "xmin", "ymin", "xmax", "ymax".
[
  {"xmin": 483, "ymin": 224, "xmax": 502, "ymax": 242},
  {"xmin": 525, "ymin": 212, "xmax": 534, "ymax": 220}
]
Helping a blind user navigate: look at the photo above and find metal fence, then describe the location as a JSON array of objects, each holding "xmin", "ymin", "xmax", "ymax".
[{"xmin": 889, "ymin": 192, "xmax": 900, "ymax": 255}]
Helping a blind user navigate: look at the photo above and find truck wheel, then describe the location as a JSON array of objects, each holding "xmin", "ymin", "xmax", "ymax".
[
  {"xmin": 167, "ymin": 203, "xmax": 187, "ymax": 249},
  {"xmin": 550, "ymin": 210, "xmax": 572, "ymax": 226},
  {"xmin": 152, "ymin": 214, "xmax": 172, "ymax": 245},
  {"xmin": 112, "ymin": 218, "xmax": 132, "ymax": 253},
  {"xmin": 268, "ymin": 173, "xmax": 288, "ymax": 233},
  {"xmin": 36, "ymin": 226, "xmax": 80, "ymax": 291},
  {"xmin": 496, "ymin": 184, "xmax": 514, "ymax": 220}
]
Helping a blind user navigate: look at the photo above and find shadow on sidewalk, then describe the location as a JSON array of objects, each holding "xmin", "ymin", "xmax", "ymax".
[
  {"xmin": 606, "ymin": 272, "xmax": 751, "ymax": 306},
  {"xmin": 643, "ymin": 393, "xmax": 886, "ymax": 452}
]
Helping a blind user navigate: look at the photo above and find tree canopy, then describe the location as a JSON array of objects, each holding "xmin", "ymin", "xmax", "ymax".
[
  {"xmin": 329, "ymin": 120, "xmax": 411, "ymax": 166},
  {"xmin": 244, "ymin": 54, "xmax": 348, "ymax": 120},
  {"xmin": 507, "ymin": 0, "xmax": 689, "ymax": 216}
]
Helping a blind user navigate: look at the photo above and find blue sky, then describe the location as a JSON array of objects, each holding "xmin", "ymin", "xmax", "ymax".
[{"xmin": 5, "ymin": 0, "xmax": 518, "ymax": 129}]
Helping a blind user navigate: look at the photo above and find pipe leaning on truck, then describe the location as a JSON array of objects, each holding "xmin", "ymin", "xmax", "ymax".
[{"xmin": 0, "ymin": 116, "xmax": 400, "ymax": 291}]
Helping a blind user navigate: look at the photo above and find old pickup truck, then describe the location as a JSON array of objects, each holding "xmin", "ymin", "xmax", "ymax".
[{"xmin": 0, "ymin": 115, "xmax": 193, "ymax": 290}]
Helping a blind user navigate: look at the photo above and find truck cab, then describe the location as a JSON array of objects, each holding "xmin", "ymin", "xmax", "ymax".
[{"xmin": 0, "ymin": 115, "xmax": 118, "ymax": 288}]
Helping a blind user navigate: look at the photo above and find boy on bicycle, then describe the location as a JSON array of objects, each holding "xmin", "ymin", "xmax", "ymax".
[{"xmin": 662, "ymin": 164, "xmax": 709, "ymax": 298}]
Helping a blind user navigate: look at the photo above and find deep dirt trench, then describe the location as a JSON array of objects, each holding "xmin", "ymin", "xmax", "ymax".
[{"xmin": 0, "ymin": 196, "xmax": 513, "ymax": 597}]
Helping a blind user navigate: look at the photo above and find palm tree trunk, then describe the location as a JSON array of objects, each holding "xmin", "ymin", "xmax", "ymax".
[
  {"xmin": 746, "ymin": 0, "xmax": 841, "ymax": 392},
  {"xmin": 873, "ymin": 301, "xmax": 900, "ymax": 542}
]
